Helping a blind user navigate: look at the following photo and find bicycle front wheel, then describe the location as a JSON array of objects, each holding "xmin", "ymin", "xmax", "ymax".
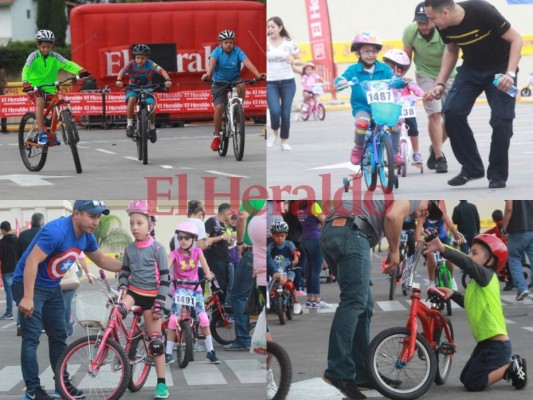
[
  {"xmin": 18, "ymin": 112, "xmax": 48, "ymax": 172},
  {"xmin": 367, "ymin": 327, "xmax": 437, "ymax": 400},
  {"xmin": 232, "ymin": 104, "xmax": 245, "ymax": 161},
  {"xmin": 55, "ymin": 335, "xmax": 131, "ymax": 400},
  {"xmin": 316, "ymin": 103, "xmax": 326, "ymax": 121},
  {"xmin": 362, "ymin": 145, "xmax": 377, "ymax": 191},
  {"xmin": 61, "ymin": 110, "xmax": 82, "ymax": 173},
  {"xmin": 140, "ymin": 109, "xmax": 149, "ymax": 165},
  {"xmin": 176, "ymin": 321, "xmax": 194, "ymax": 369},
  {"xmin": 128, "ymin": 334, "xmax": 152, "ymax": 392},
  {"xmin": 267, "ymin": 340, "xmax": 293, "ymax": 400},
  {"xmin": 219, "ymin": 114, "xmax": 229, "ymax": 157},
  {"xmin": 378, "ymin": 135, "xmax": 395, "ymax": 193}
]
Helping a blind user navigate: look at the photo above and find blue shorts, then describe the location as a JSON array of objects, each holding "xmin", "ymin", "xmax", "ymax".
[{"xmin": 125, "ymin": 91, "xmax": 155, "ymax": 105}]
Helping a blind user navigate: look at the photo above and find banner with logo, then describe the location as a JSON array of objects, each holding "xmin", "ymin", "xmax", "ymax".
[
  {"xmin": 304, "ymin": 0, "xmax": 337, "ymax": 99},
  {"xmin": 506, "ymin": 0, "xmax": 533, "ymax": 4}
]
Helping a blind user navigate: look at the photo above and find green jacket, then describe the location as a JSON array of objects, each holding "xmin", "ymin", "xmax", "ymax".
[{"xmin": 22, "ymin": 50, "xmax": 82, "ymax": 94}]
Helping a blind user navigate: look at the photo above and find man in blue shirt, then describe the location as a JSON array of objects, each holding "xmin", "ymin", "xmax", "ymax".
[
  {"xmin": 12, "ymin": 200, "xmax": 122, "ymax": 400},
  {"xmin": 201, "ymin": 29, "xmax": 265, "ymax": 151}
]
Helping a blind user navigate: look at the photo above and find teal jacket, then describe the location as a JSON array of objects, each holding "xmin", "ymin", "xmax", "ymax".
[
  {"xmin": 340, "ymin": 60, "xmax": 393, "ymax": 116},
  {"xmin": 22, "ymin": 50, "xmax": 82, "ymax": 94}
]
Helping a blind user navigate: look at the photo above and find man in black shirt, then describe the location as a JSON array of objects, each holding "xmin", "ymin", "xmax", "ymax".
[
  {"xmin": 0, "ymin": 221, "xmax": 19, "ymax": 320},
  {"xmin": 17, "ymin": 213, "xmax": 44, "ymax": 259},
  {"xmin": 204, "ymin": 203, "xmax": 231, "ymax": 299},
  {"xmin": 424, "ymin": 0, "xmax": 523, "ymax": 189},
  {"xmin": 452, "ymin": 200, "xmax": 480, "ymax": 252}
]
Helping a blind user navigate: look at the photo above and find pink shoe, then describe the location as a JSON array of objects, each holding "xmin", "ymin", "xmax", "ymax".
[
  {"xmin": 350, "ymin": 146, "xmax": 363, "ymax": 165},
  {"xmin": 393, "ymin": 153, "xmax": 404, "ymax": 166}
]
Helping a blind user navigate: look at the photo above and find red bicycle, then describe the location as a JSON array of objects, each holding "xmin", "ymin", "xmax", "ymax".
[
  {"xmin": 366, "ymin": 242, "xmax": 456, "ymax": 400},
  {"xmin": 55, "ymin": 272, "xmax": 152, "ymax": 399},
  {"xmin": 19, "ymin": 76, "xmax": 85, "ymax": 173}
]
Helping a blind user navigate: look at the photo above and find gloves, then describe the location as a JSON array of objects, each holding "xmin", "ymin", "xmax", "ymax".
[
  {"xmin": 118, "ymin": 284, "xmax": 128, "ymax": 293},
  {"xmin": 152, "ymin": 299, "xmax": 165, "ymax": 316},
  {"xmin": 22, "ymin": 82, "xmax": 32, "ymax": 93},
  {"xmin": 78, "ymin": 69, "xmax": 90, "ymax": 78}
]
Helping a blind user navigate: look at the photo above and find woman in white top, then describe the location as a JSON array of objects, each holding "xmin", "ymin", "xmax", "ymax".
[{"xmin": 266, "ymin": 16, "xmax": 301, "ymax": 151}]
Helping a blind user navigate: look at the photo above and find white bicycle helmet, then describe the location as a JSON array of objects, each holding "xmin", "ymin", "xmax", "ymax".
[
  {"xmin": 218, "ymin": 30, "xmax": 235, "ymax": 41},
  {"xmin": 36, "ymin": 30, "xmax": 55, "ymax": 43},
  {"xmin": 383, "ymin": 49, "xmax": 411, "ymax": 68},
  {"xmin": 270, "ymin": 220, "xmax": 289, "ymax": 234}
]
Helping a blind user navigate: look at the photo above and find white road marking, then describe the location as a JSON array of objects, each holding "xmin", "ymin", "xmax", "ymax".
[
  {"xmin": 376, "ymin": 300, "xmax": 408, "ymax": 312},
  {"xmin": 0, "ymin": 175, "xmax": 71, "ymax": 187},
  {"xmin": 95, "ymin": 149, "xmax": 116, "ymax": 155},
  {"xmin": 225, "ymin": 360, "xmax": 265, "ymax": 384},
  {"xmin": 309, "ymin": 161, "xmax": 360, "ymax": 173},
  {"xmin": 205, "ymin": 170, "xmax": 249, "ymax": 178},
  {"xmin": 124, "ymin": 156, "xmax": 139, "ymax": 161}
]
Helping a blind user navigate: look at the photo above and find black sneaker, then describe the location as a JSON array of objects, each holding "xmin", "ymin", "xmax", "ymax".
[
  {"xmin": 323, "ymin": 375, "xmax": 367, "ymax": 399},
  {"xmin": 149, "ymin": 128, "xmax": 157, "ymax": 143},
  {"xmin": 427, "ymin": 145, "xmax": 436, "ymax": 170},
  {"xmin": 435, "ymin": 155, "xmax": 448, "ymax": 173},
  {"xmin": 504, "ymin": 355, "xmax": 527, "ymax": 390},
  {"xmin": 0, "ymin": 313, "xmax": 13, "ymax": 320},
  {"xmin": 24, "ymin": 386, "xmax": 53, "ymax": 400},
  {"xmin": 489, "ymin": 180, "xmax": 506, "ymax": 189},
  {"xmin": 447, "ymin": 173, "xmax": 484, "ymax": 186},
  {"xmin": 53, "ymin": 379, "xmax": 86, "ymax": 399},
  {"xmin": 126, "ymin": 125, "xmax": 134, "ymax": 138}
]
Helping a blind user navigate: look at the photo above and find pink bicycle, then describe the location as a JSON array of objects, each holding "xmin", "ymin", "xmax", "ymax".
[{"xmin": 299, "ymin": 83, "xmax": 326, "ymax": 121}]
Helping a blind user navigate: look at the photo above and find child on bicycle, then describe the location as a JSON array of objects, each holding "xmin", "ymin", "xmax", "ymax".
[
  {"xmin": 424, "ymin": 232, "xmax": 528, "ymax": 392},
  {"xmin": 267, "ymin": 220, "xmax": 302, "ymax": 315},
  {"xmin": 201, "ymin": 30, "xmax": 266, "ymax": 152},
  {"xmin": 382, "ymin": 49, "xmax": 425, "ymax": 164},
  {"xmin": 165, "ymin": 222, "xmax": 220, "ymax": 365},
  {"xmin": 298, "ymin": 62, "xmax": 324, "ymax": 112},
  {"xmin": 333, "ymin": 31, "xmax": 402, "ymax": 166},
  {"xmin": 117, "ymin": 200, "xmax": 170, "ymax": 399},
  {"xmin": 21, "ymin": 29, "xmax": 90, "ymax": 145},
  {"xmin": 115, "ymin": 44, "xmax": 172, "ymax": 143},
  {"xmin": 415, "ymin": 200, "xmax": 463, "ymax": 290}
]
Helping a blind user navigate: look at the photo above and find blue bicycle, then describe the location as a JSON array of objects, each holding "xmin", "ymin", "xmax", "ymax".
[{"xmin": 337, "ymin": 77, "xmax": 406, "ymax": 194}]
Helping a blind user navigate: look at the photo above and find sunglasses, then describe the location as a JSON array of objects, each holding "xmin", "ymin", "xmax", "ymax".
[{"xmin": 178, "ymin": 235, "xmax": 193, "ymax": 241}]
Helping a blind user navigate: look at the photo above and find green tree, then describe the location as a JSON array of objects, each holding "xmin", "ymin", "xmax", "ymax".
[
  {"xmin": 92, "ymin": 215, "xmax": 131, "ymax": 252},
  {"xmin": 37, "ymin": 0, "xmax": 67, "ymax": 47}
]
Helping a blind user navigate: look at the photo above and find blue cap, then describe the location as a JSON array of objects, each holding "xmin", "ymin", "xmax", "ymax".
[{"xmin": 73, "ymin": 200, "xmax": 110, "ymax": 216}]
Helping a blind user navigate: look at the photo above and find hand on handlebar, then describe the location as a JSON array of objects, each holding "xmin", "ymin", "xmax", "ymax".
[
  {"xmin": 201, "ymin": 74, "xmax": 212, "ymax": 82},
  {"xmin": 78, "ymin": 69, "xmax": 91, "ymax": 79},
  {"xmin": 22, "ymin": 82, "xmax": 32, "ymax": 93}
]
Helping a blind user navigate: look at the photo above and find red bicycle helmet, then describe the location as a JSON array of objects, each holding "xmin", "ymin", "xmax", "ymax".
[{"xmin": 472, "ymin": 234, "xmax": 508, "ymax": 272}]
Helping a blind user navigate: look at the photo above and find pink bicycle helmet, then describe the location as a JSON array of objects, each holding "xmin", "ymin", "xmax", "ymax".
[
  {"xmin": 126, "ymin": 200, "xmax": 156, "ymax": 217},
  {"xmin": 303, "ymin": 62, "xmax": 316, "ymax": 71},
  {"xmin": 351, "ymin": 31, "xmax": 383, "ymax": 52},
  {"xmin": 175, "ymin": 222, "xmax": 199, "ymax": 239},
  {"xmin": 383, "ymin": 49, "xmax": 411, "ymax": 67}
]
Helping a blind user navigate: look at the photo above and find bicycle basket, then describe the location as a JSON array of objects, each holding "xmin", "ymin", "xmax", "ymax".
[
  {"xmin": 76, "ymin": 292, "xmax": 111, "ymax": 329},
  {"xmin": 371, "ymin": 102, "xmax": 402, "ymax": 126}
]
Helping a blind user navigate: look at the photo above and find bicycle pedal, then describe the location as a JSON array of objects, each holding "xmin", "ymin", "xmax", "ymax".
[{"xmin": 438, "ymin": 342, "xmax": 456, "ymax": 356}]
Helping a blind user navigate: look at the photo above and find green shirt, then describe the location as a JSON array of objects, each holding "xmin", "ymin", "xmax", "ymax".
[
  {"xmin": 22, "ymin": 50, "xmax": 82, "ymax": 94},
  {"xmin": 402, "ymin": 23, "xmax": 456, "ymax": 79}
]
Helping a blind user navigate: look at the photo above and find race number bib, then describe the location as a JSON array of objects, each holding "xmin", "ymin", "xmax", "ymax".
[
  {"xmin": 364, "ymin": 81, "xmax": 394, "ymax": 104},
  {"xmin": 399, "ymin": 97, "xmax": 417, "ymax": 118},
  {"xmin": 312, "ymin": 84, "xmax": 324, "ymax": 94},
  {"xmin": 173, "ymin": 289, "xmax": 196, "ymax": 307}
]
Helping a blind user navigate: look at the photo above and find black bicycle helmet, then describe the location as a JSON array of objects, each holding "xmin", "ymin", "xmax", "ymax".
[
  {"xmin": 35, "ymin": 30, "xmax": 55, "ymax": 43},
  {"xmin": 218, "ymin": 30, "xmax": 235, "ymax": 41},
  {"xmin": 270, "ymin": 220, "xmax": 289, "ymax": 234},
  {"xmin": 132, "ymin": 44, "xmax": 151, "ymax": 56}
]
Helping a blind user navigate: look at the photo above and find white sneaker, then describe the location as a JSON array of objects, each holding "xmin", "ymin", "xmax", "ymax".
[
  {"xmin": 316, "ymin": 300, "xmax": 331, "ymax": 309},
  {"xmin": 293, "ymin": 302, "xmax": 302, "ymax": 314},
  {"xmin": 281, "ymin": 143, "xmax": 291, "ymax": 151},
  {"xmin": 266, "ymin": 379, "xmax": 278, "ymax": 400},
  {"xmin": 267, "ymin": 134, "xmax": 278, "ymax": 148},
  {"xmin": 428, "ymin": 281, "xmax": 436, "ymax": 289}
]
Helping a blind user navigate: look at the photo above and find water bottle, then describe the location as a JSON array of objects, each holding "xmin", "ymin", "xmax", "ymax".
[{"xmin": 493, "ymin": 74, "xmax": 519, "ymax": 97}]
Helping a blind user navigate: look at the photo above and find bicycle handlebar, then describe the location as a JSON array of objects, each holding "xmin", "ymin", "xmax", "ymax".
[
  {"xmin": 125, "ymin": 83, "xmax": 168, "ymax": 92},
  {"xmin": 202, "ymin": 77, "xmax": 265, "ymax": 86},
  {"xmin": 30, "ymin": 76, "xmax": 87, "ymax": 91}
]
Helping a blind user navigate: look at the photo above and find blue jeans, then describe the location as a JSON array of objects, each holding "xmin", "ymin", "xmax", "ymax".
[
  {"xmin": 1, "ymin": 272, "xmax": 14, "ymax": 315},
  {"xmin": 320, "ymin": 220, "xmax": 373, "ymax": 382},
  {"xmin": 225, "ymin": 262, "xmax": 235, "ymax": 308},
  {"xmin": 208, "ymin": 259, "xmax": 230, "ymax": 302},
  {"xmin": 62, "ymin": 288, "xmax": 77, "ymax": 336},
  {"xmin": 267, "ymin": 78, "xmax": 296, "ymax": 139},
  {"xmin": 507, "ymin": 231, "xmax": 533, "ymax": 292},
  {"xmin": 231, "ymin": 250, "xmax": 254, "ymax": 346},
  {"xmin": 443, "ymin": 65, "xmax": 515, "ymax": 181},
  {"xmin": 302, "ymin": 238, "xmax": 324, "ymax": 297},
  {"xmin": 12, "ymin": 282, "xmax": 67, "ymax": 392}
]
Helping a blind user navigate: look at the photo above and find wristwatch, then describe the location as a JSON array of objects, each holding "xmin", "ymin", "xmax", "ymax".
[
  {"xmin": 501, "ymin": 227, "xmax": 508, "ymax": 235},
  {"xmin": 506, "ymin": 71, "xmax": 516, "ymax": 79}
]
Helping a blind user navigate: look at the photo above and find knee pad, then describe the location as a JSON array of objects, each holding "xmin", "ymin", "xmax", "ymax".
[
  {"xmin": 198, "ymin": 311, "xmax": 209, "ymax": 328},
  {"xmin": 148, "ymin": 333, "xmax": 165, "ymax": 357},
  {"xmin": 168, "ymin": 314, "xmax": 178, "ymax": 331},
  {"xmin": 355, "ymin": 118, "xmax": 370, "ymax": 135}
]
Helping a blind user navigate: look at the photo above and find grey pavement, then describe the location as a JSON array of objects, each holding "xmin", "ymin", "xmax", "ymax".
[
  {"xmin": 0, "ymin": 123, "xmax": 266, "ymax": 199},
  {"xmin": 267, "ymin": 103, "xmax": 533, "ymax": 200}
]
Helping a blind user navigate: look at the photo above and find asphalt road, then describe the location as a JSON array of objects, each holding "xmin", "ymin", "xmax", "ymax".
[
  {"xmin": 271, "ymin": 252, "xmax": 533, "ymax": 400},
  {"xmin": 0, "ymin": 123, "xmax": 266, "ymax": 200},
  {"xmin": 267, "ymin": 103, "xmax": 533, "ymax": 200}
]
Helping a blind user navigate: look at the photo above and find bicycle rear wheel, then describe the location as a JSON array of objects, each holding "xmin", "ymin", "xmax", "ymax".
[
  {"xmin": 210, "ymin": 309, "xmax": 236, "ymax": 345},
  {"xmin": 176, "ymin": 321, "xmax": 194, "ymax": 369},
  {"xmin": 232, "ymin": 104, "xmax": 245, "ymax": 161},
  {"xmin": 267, "ymin": 340, "xmax": 293, "ymax": 400},
  {"xmin": 434, "ymin": 318, "xmax": 454, "ymax": 385},
  {"xmin": 316, "ymin": 103, "xmax": 326, "ymax": 120},
  {"xmin": 366, "ymin": 327, "xmax": 437, "ymax": 400},
  {"xmin": 378, "ymin": 134, "xmax": 395, "ymax": 193},
  {"xmin": 301, "ymin": 106, "xmax": 310, "ymax": 121},
  {"xmin": 55, "ymin": 335, "xmax": 131, "ymax": 400},
  {"xmin": 61, "ymin": 110, "xmax": 82, "ymax": 173},
  {"xmin": 276, "ymin": 294, "xmax": 286, "ymax": 325},
  {"xmin": 128, "ymin": 334, "xmax": 152, "ymax": 392},
  {"xmin": 18, "ymin": 112, "xmax": 48, "ymax": 172}
]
